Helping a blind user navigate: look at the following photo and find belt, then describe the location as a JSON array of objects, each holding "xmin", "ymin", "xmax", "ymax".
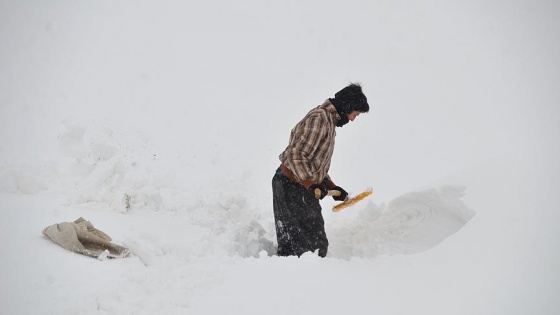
[
  {"xmin": 279, "ymin": 163, "xmax": 300, "ymax": 184},
  {"xmin": 279, "ymin": 163, "xmax": 335, "ymax": 190}
]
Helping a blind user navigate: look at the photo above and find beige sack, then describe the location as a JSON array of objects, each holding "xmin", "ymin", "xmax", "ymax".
[{"xmin": 43, "ymin": 217, "xmax": 130, "ymax": 259}]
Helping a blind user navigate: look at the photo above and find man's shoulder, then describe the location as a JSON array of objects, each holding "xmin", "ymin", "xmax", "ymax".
[
  {"xmin": 307, "ymin": 100, "xmax": 338, "ymax": 122},
  {"xmin": 308, "ymin": 100, "xmax": 333, "ymax": 117},
  {"xmin": 301, "ymin": 108, "xmax": 329, "ymax": 127}
]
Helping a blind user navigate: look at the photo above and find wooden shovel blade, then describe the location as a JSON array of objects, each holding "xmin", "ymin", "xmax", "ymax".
[{"xmin": 332, "ymin": 188, "xmax": 373, "ymax": 212}]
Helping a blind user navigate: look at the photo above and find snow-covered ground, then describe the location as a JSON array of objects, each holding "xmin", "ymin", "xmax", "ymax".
[{"xmin": 1, "ymin": 1, "xmax": 559, "ymax": 314}]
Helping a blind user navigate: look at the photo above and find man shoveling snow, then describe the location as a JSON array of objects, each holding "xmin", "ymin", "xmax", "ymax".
[{"xmin": 273, "ymin": 83, "xmax": 370, "ymax": 257}]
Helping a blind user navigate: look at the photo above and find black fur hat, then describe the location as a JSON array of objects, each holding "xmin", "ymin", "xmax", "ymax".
[{"xmin": 330, "ymin": 83, "xmax": 369, "ymax": 126}]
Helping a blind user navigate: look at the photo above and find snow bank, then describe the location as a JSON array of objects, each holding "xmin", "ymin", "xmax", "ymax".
[
  {"xmin": 329, "ymin": 185, "xmax": 475, "ymax": 259},
  {"xmin": 1, "ymin": 122, "xmax": 474, "ymax": 261}
]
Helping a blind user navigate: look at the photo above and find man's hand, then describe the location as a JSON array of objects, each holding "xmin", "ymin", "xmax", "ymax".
[
  {"xmin": 332, "ymin": 186, "xmax": 348, "ymax": 201},
  {"xmin": 309, "ymin": 183, "xmax": 328, "ymax": 200}
]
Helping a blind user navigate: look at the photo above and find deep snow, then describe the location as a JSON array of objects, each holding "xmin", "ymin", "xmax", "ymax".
[{"xmin": 1, "ymin": 1, "xmax": 559, "ymax": 314}]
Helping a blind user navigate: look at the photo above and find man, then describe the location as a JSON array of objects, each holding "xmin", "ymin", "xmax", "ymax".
[{"xmin": 273, "ymin": 83, "xmax": 370, "ymax": 257}]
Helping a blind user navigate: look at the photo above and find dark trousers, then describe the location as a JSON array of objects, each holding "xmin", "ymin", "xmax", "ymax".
[{"xmin": 272, "ymin": 170, "xmax": 328, "ymax": 257}]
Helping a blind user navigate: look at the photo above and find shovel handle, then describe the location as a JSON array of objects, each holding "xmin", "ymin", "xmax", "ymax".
[{"xmin": 314, "ymin": 188, "xmax": 341, "ymax": 199}]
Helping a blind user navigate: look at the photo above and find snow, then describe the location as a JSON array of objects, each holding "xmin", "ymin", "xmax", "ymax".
[{"xmin": 1, "ymin": 0, "xmax": 559, "ymax": 314}]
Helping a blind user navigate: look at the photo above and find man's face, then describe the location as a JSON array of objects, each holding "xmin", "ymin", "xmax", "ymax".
[{"xmin": 347, "ymin": 111, "xmax": 361, "ymax": 122}]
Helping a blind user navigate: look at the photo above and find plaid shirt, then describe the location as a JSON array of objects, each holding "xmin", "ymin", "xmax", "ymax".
[{"xmin": 279, "ymin": 99, "xmax": 340, "ymax": 184}]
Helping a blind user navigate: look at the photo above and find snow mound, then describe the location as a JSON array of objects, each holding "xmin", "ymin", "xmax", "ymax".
[
  {"xmin": 329, "ymin": 185, "xmax": 475, "ymax": 259},
  {"xmin": 52, "ymin": 123, "xmax": 174, "ymax": 212}
]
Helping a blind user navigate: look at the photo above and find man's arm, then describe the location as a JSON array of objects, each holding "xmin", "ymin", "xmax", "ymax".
[{"xmin": 285, "ymin": 114, "xmax": 328, "ymax": 187}]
